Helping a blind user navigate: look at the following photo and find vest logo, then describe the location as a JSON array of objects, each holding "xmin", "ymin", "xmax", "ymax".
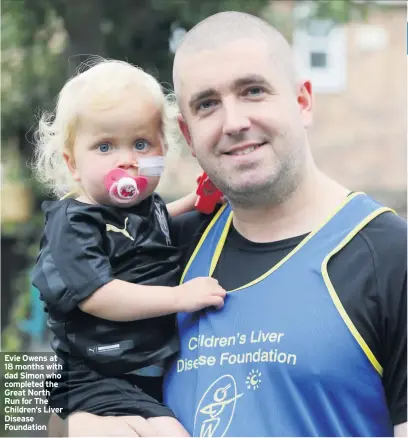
[
  {"xmin": 246, "ymin": 369, "xmax": 262, "ymax": 390},
  {"xmin": 154, "ymin": 202, "xmax": 171, "ymax": 245},
  {"xmin": 194, "ymin": 374, "xmax": 243, "ymax": 437},
  {"xmin": 106, "ymin": 217, "xmax": 134, "ymax": 241}
]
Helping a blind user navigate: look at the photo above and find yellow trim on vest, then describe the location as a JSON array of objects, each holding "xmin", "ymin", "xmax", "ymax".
[
  {"xmin": 59, "ymin": 191, "xmax": 77, "ymax": 200},
  {"xmin": 209, "ymin": 212, "xmax": 233, "ymax": 276},
  {"xmin": 211, "ymin": 192, "xmax": 365, "ymax": 293},
  {"xmin": 321, "ymin": 206, "xmax": 395, "ymax": 376},
  {"xmin": 180, "ymin": 204, "xmax": 229, "ymax": 284}
]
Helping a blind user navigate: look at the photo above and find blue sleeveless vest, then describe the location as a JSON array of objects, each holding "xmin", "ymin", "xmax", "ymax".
[{"xmin": 164, "ymin": 193, "xmax": 394, "ymax": 437}]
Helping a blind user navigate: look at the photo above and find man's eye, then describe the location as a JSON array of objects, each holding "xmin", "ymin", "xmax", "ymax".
[
  {"xmin": 197, "ymin": 100, "xmax": 217, "ymax": 111},
  {"xmin": 134, "ymin": 140, "xmax": 149, "ymax": 151},
  {"xmin": 246, "ymin": 87, "xmax": 264, "ymax": 96},
  {"xmin": 98, "ymin": 143, "xmax": 112, "ymax": 153}
]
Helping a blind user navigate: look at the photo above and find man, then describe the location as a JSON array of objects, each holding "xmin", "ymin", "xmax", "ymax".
[{"xmin": 52, "ymin": 11, "xmax": 407, "ymax": 437}]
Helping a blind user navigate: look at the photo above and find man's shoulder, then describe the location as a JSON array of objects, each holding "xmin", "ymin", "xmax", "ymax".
[
  {"xmin": 334, "ymin": 209, "xmax": 407, "ymax": 300},
  {"xmin": 358, "ymin": 210, "xmax": 407, "ymax": 256},
  {"xmin": 368, "ymin": 207, "xmax": 406, "ymax": 231}
]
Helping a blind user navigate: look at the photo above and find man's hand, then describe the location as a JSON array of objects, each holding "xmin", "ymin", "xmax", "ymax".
[{"xmin": 175, "ymin": 277, "xmax": 227, "ymax": 312}]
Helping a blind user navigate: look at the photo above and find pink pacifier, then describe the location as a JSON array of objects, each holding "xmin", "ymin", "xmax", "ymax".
[{"xmin": 104, "ymin": 169, "xmax": 148, "ymax": 204}]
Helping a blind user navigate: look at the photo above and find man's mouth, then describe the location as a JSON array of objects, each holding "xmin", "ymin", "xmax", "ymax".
[{"xmin": 224, "ymin": 142, "xmax": 267, "ymax": 156}]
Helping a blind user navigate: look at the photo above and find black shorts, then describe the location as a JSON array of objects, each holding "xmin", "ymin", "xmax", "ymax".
[{"xmin": 47, "ymin": 366, "xmax": 176, "ymax": 420}]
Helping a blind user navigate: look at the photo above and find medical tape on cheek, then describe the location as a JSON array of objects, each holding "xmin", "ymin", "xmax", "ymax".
[{"xmin": 138, "ymin": 156, "xmax": 165, "ymax": 176}]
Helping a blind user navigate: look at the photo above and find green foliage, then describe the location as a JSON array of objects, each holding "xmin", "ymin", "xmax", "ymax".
[
  {"xmin": 1, "ymin": 0, "xmax": 67, "ymax": 141},
  {"xmin": 151, "ymin": 0, "xmax": 267, "ymax": 24},
  {"xmin": 2, "ymin": 282, "xmax": 31, "ymax": 352},
  {"xmin": 312, "ymin": 0, "xmax": 369, "ymax": 23},
  {"xmin": 1, "ymin": 0, "xmax": 272, "ymax": 142}
]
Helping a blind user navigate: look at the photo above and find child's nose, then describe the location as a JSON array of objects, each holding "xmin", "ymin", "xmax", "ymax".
[{"xmin": 117, "ymin": 151, "xmax": 139, "ymax": 169}]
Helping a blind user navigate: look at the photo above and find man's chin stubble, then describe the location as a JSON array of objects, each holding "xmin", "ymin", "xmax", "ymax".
[{"xmin": 222, "ymin": 171, "xmax": 301, "ymax": 208}]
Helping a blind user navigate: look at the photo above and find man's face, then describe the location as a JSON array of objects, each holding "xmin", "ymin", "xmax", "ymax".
[{"xmin": 177, "ymin": 38, "xmax": 312, "ymax": 206}]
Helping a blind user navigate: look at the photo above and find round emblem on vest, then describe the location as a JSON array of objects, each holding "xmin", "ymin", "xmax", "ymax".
[{"xmin": 194, "ymin": 374, "xmax": 243, "ymax": 437}]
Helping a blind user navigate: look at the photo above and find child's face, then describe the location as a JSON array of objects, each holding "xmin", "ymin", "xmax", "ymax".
[{"xmin": 64, "ymin": 89, "xmax": 165, "ymax": 206}]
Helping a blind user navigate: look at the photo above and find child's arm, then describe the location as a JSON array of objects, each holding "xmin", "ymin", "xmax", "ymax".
[
  {"xmin": 166, "ymin": 192, "xmax": 197, "ymax": 217},
  {"xmin": 79, "ymin": 280, "xmax": 177, "ymax": 320},
  {"xmin": 79, "ymin": 277, "xmax": 225, "ymax": 321},
  {"xmin": 33, "ymin": 204, "xmax": 225, "ymax": 322},
  {"xmin": 33, "ymin": 206, "xmax": 223, "ymax": 322}
]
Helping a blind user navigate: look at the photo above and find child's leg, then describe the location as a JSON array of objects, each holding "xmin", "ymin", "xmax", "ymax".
[
  {"xmin": 147, "ymin": 416, "xmax": 190, "ymax": 437},
  {"xmin": 48, "ymin": 412, "xmax": 65, "ymax": 437}
]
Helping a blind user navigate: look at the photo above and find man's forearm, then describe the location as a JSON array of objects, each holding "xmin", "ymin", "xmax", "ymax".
[{"xmin": 78, "ymin": 279, "xmax": 178, "ymax": 321}]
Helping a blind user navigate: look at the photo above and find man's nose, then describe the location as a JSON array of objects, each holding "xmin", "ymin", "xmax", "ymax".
[{"xmin": 222, "ymin": 101, "xmax": 251, "ymax": 136}]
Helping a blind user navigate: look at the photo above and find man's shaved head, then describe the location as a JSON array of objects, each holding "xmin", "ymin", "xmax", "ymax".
[{"xmin": 173, "ymin": 11, "xmax": 297, "ymax": 99}]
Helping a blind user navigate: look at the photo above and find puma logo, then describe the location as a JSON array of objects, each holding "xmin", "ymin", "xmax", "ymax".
[{"xmin": 106, "ymin": 217, "xmax": 134, "ymax": 241}]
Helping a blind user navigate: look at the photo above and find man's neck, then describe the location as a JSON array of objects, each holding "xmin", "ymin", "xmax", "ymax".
[{"xmin": 230, "ymin": 171, "xmax": 350, "ymax": 243}]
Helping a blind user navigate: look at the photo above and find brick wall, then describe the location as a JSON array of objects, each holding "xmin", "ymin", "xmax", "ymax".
[{"xmin": 309, "ymin": 6, "xmax": 406, "ymax": 214}]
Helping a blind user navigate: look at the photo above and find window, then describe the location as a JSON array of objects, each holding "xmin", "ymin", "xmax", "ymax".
[
  {"xmin": 310, "ymin": 52, "xmax": 327, "ymax": 68},
  {"xmin": 292, "ymin": 19, "xmax": 347, "ymax": 93}
]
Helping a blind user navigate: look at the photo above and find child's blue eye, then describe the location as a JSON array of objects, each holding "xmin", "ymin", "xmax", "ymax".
[
  {"xmin": 134, "ymin": 140, "xmax": 149, "ymax": 151},
  {"xmin": 98, "ymin": 143, "xmax": 112, "ymax": 153}
]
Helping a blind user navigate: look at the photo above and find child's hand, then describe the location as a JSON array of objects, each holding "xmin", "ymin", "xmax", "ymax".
[
  {"xmin": 195, "ymin": 173, "xmax": 224, "ymax": 214},
  {"xmin": 175, "ymin": 277, "xmax": 227, "ymax": 312}
]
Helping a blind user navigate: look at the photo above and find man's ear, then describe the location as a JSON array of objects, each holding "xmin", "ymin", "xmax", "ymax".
[
  {"xmin": 177, "ymin": 113, "xmax": 196, "ymax": 157},
  {"xmin": 63, "ymin": 152, "xmax": 80, "ymax": 181},
  {"xmin": 297, "ymin": 79, "xmax": 313, "ymax": 128}
]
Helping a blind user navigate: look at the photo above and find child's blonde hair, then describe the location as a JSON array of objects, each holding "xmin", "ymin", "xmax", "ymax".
[{"xmin": 33, "ymin": 58, "xmax": 180, "ymax": 198}]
